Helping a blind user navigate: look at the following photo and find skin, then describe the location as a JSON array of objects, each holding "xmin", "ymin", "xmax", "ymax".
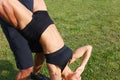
[
  {"xmin": 0, "ymin": 0, "xmax": 46, "ymax": 80},
  {"xmin": 62, "ymin": 45, "xmax": 92, "ymax": 80},
  {"xmin": 9, "ymin": 52, "xmax": 45, "ymax": 80},
  {"xmin": 33, "ymin": 53, "xmax": 45, "ymax": 75},
  {"xmin": 0, "ymin": 0, "xmax": 92, "ymax": 80}
]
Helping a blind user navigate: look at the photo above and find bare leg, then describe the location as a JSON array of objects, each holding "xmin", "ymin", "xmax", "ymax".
[{"xmin": 33, "ymin": 53, "xmax": 45, "ymax": 75}]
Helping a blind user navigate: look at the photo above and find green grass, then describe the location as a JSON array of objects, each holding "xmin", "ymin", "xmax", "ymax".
[{"xmin": 0, "ymin": 0, "xmax": 120, "ymax": 80}]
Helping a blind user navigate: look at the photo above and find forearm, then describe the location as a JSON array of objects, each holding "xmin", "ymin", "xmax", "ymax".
[
  {"xmin": 80, "ymin": 47, "xmax": 92, "ymax": 68},
  {"xmin": 0, "ymin": 0, "xmax": 18, "ymax": 27},
  {"xmin": 7, "ymin": 0, "xmax": 32, "ymax": 29},
  {"xmin": 75, "ymin": 45, "xmax": 92, "ymax": 75}
]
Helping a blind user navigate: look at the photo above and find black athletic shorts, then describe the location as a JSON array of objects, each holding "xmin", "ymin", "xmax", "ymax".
[{"xmin": 0, "ymin": 0, "xmax": 43, "ymax": 69}]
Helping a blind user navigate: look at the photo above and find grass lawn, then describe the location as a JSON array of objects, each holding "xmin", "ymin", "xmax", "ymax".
[{"xmin": 0, "ymin": 0, "xmax": 120, "ymax": 80}]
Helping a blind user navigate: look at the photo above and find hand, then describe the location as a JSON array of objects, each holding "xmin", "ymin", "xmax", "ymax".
[{"xmin": 75, "ymin": 66, "xmax": 85, "ymax": 75}]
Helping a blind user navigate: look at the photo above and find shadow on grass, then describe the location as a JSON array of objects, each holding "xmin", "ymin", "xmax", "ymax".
[{"xmin": 0, "ymin": 60, "xmax": 17, "ymax": 80}]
